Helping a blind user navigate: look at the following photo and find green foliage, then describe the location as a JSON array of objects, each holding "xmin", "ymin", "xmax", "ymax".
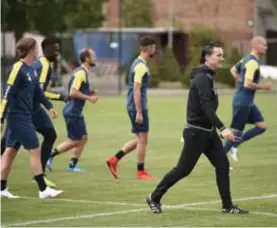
[
  {"xmin": 182, "ymin": 26, "xmax": 223, "ymax": 87},
  {"xmin": 122, "ymin": 0, "xmax": 153, "ymax": 27},
  {"xmin": 1, "ymin": 0, "xmax": 107, "ymax": 41},
  {"xmin": 147, "ymin": 57, "xmax": 160, "ymax": 88},
  {"xmin": 216, "ymin": 46, "xmax": 242, "ymax": 87},
  {"xmin": 159, "ymin": 47, "xmax": 183, "ymax": 82},
  {"xmin": 181, "ymin": 25, "xmax": 242, "ymax": 88}
]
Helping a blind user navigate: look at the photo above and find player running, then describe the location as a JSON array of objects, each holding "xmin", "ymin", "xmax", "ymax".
[
  {"xmin": 46, "ymin": 48, "xmax": 98, "ymax": 172},
  {"xmin": 223, "ymin": 36, "xmax": 272, "ymax": 161},
  {"xmin": 0, "ymin": 37, "xmax": 63, "ymax": 198}
]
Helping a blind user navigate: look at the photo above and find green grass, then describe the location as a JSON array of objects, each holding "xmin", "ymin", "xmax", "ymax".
[{"xmin": 1, "ymin": 93, "xmax": 277, "ymax": 227}]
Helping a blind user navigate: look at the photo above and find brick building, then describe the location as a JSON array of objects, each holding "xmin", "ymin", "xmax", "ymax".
[{"xmin": 104, "ymin": 0, "xmax": 277, "ymax": 65}]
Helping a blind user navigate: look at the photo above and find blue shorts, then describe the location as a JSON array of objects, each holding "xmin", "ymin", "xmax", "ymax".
[
  {"xmin": 231, "ymin": 104, "xmax": 264, "ymax": 131},
  {"xmin": 64, "ymin": 115, "xmax": 87, "ymax": 140},
  {"xmin": 32, "ymin": 107, "xmax": 54, "ymax": 130},
  {"xmin": 127, "ymin": 110, "xmax": 149, "ymax": 133},
  {"xmin": 6, "ymin": 114, "xmax": 39, "ymax": 150}
]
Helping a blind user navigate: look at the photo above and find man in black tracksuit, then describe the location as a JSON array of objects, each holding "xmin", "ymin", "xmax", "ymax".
[{"xmin": 145, "ymin": 44, "xmax": 249, "ymax": 214}]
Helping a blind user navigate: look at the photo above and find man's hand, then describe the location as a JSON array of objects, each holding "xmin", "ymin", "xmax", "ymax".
[
  {"xmin": 48, "ymin": 109, "xmax": 58, "ymax": 119},
  {"xmin": 135, "ymin": 112, "xmax": 143, "ymax": 124},
  {"xmin": 220, "ymin": 128, "xmax": 240, "ymax": 142},
  {"xmin": 263, "ymin": 82, "xmax": 272, "ymax": 91},
  {"xmin": 88, "ymin": 95, "xmax": 98, "ymax": 103}
]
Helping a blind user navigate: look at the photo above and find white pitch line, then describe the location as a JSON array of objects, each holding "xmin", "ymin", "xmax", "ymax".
[
  {"xmin": 17, "ymin": 193, "xmax": 277, "ymax": 208},
  {"xmin": 4, "ymin": 208, "xmax": 147, "ymax": 227},
  {"xmin": 177, "ymin": 206, "xmax": 277, "ymax": 217},
  {"xmin": 20, "ymin": 196, "xmax": 144, "ymax": 207},
  {"xmin": 4, "ymin": 194, "xmax": 277, "ymax": 227},
  {"xmin": 166, "ymin": 194, "xmax": 277, "ymax": 209}
]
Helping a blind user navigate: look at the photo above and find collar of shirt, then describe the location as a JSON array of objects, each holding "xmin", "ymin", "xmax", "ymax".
[
  {"xmin": 81, "ymin": 64, "xmax": 90, "ymax": 73},
  {"xmin": 138, "ymin": 55, "xmax": 147, "ymax": 63},
  {"xmin": 250, "ymin": 53, "xmax": 259, "ymax": 61},
  {"xmin": 40, "ymin": 56, "xmax": 51, "ymax": 64}
]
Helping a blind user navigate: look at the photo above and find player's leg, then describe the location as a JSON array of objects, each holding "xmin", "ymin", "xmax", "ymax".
[
  {"xmin": 33, "ymin": 108, "xmax": 57, "ymax": 186},
  {"xmin": 1, "ymin": 126, "xmax": 21, "ymax": 198},
  {"xmin": 68, "ymin": 117, "xmax": 88, "ymax": 172},
  {"xmin": 146, "ymin": 127, "xmax": 206, "ymax": 213},
  {"xmin": 204, "ymin": 132, "xmax": 248, "ymax": 214},
  {"xmin": 1, "ymin": 142, "xmax": 20, "ymax": 198},
  {"xmin": 1, "ymin": 126, "xmax": 8, "ymax": 155},
  {"xmin": 223, "ymin": 105, "xmax": 249, "ymax": 161},
  {"xmin": 239, "ymin": 104, "xmax": 266, "ymax": 144},
  {"xmin": 4, "ymin": 116, "xmax": 62, "ymax": 198},
  {"xmin": 136, "ymin": 131, "xmax": 152, "ymax": 179},
  {"xmin": 29, "ymin": 147, "xmax": 63, "ymax": 199},
  {"xmin": 21, "ymin": 119, "xmax": 63, "ymax": 198},
  {"xmin": 23, "ymin": 125, "xmax": 63, "ymax": 198},
  {"xmin": 68, "ymin": 136, "xmax": 87, "ymax": 172},
  {"xmin": 131, "ymin": 110, "xmax": 154, "ymax": 179},
  {"xmin": 106, "ymin": 139, "xmax": 137, "ymax": 178},
  {"xmin": 106, "ymin": 110, "xmax": 140, "ymax": 178},
  {"xmin": 46, "ymin": 115, "xmax": 82, "ymax": 171},
  {"xmin": 34, "ymin": 108, "xmax": 57, "ymax": 173}
]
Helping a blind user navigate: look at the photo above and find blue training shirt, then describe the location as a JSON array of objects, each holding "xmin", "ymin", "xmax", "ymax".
[
  {"xmin": 126, "ymin": 56, "xmax": 150, "ymax": 111},
  {"xmin": 63, "ymin": 65, "xmax": 90, "ymax": 117},
  {"xmin": 233, "ymin": 54, "xmax": 261, "ymax": 106}
]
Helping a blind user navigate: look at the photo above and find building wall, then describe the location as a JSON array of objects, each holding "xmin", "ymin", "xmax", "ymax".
[{"xmin": 105, "ymin": 0, "xmax": 255, "ymax": 42}]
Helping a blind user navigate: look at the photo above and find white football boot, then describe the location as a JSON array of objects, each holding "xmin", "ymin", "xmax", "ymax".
[
  {"xmin": 0, "ymin": 188, "xmax": 20, "ymax": 198},
  {"xmin": 39, "ymin": 187, "xmax": 63, "ymax": 199}
]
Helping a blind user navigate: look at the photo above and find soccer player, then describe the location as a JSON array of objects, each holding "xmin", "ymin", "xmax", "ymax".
[
  {"xmin": 145, "ymin": 44, "xmax": 248, "ymax": 214},
  {"xmin": 223, "ymin": 36, "xmax": 272, "ymax": 161},
  {"xmin": 0, "ymin": 37, "xmax": 63, "ymax": 198},
  {"xmin": 31, "ymin": 37, "xmax": 68, "ymax": 184},
  {"xmin": 46, "ymin": 48, "xmax": 98, "ymax": 172},
  {"xmin": 1, "ymin": 37, "xmax": 67, "ymax": 187},
  {"xmin": 106, "ymin": 37, "xmax": 156, "ymax": 180}
]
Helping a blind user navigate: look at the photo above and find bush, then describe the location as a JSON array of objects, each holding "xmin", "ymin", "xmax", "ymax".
[
  {"xmin": 216, "ymin": 68, "xmax": 236, "ymax": 87},
  {"xmin": 182, "ymin": 26, "xmax": 223, "ymax": 87},
  {"xmin": 147, "ymin": 57, "xmax": 160, "ymax": 88},
  {"xmin": 181, "ymin": 26, "xmax": 242, "ymax": 88},
  {"xmin": 159, "ymin": 47, "xmax": 183, "ymax": 82}
]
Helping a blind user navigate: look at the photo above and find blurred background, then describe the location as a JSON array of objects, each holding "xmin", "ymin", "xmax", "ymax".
[{"xmin": 1, "ymin": 0, "xmax": 277, "ymax": 94}]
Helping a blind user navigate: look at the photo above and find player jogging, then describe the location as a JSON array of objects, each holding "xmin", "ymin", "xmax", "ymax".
[
  {"xmin": 0, "ymin": 37, "xmax": 63, "ymax": 198},
  {"xmin": 46, "ymin": 48, "xmax": 98, "ymax": 172},
  {"xmin": 223, "ymin": 36, "xmax": 272, "ymax": 161}
]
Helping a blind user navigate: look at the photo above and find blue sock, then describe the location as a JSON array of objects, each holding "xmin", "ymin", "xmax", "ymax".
[
  {"xmin": 241, "ymin": 127, "xmax": 266, "ymax": 143},
  {"xmin": 223, "ymin": 131, "xmax": 242, "ymax": 153},
  {"xmin": 231, "ymin": 131, "xmax": 243, "ymax": 148}
]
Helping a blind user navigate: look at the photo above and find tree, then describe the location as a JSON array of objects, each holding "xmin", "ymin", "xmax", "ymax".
[
  {"xmin": 159, "ymin": 47, "xmax": 183, "ymax": 82},
  {"xmin": 122, "ymin": 0, "xmax": 154, "ymax": 27},
  {"xmin": 1, "ymin": 0, "xmax": 107, "ymax": 41}
]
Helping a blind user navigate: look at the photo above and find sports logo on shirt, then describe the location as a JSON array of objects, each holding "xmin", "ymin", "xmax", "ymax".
[{"xmin": 26, "ymin": 72, "xmax": 32, "ymax": 81}]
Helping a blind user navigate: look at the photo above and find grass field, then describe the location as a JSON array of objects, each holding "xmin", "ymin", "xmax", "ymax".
[{"xmin": 1, "ymin": 92, "xmax": 277, "ymax": 227}]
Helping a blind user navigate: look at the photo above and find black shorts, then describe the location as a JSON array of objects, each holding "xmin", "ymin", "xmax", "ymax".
[{"xmin": 127, "ymin": 110, "xmax": 149, "ymax": 133}]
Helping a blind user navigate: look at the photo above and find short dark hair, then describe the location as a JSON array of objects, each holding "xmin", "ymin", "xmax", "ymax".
[
  {"xmin": 79, "ymin": 48, "xmax": 90, "ymax": 63},
  {"xmin": 41, "ymin": 36, "xmax": 59, "ymax": 50},
  {"xmin": 140, "ymin": 37, "xmax": 155, "ymax": 47},
  {"xmin": 16, "ymin": 37, "xmax": 37, "ymax": 58},
  {"xmin": 200, "ymin": 43, "xmax": 222, "ymax": 64}
]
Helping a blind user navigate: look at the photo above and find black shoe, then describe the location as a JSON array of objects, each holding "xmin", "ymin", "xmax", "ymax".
[
  {"xmin": 145, "ymin": 194, "xmax": 162, "ymax": 214},
  {"xmin": 222, "ymin": 205, "xmax": 249, "ymax": 214}
]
